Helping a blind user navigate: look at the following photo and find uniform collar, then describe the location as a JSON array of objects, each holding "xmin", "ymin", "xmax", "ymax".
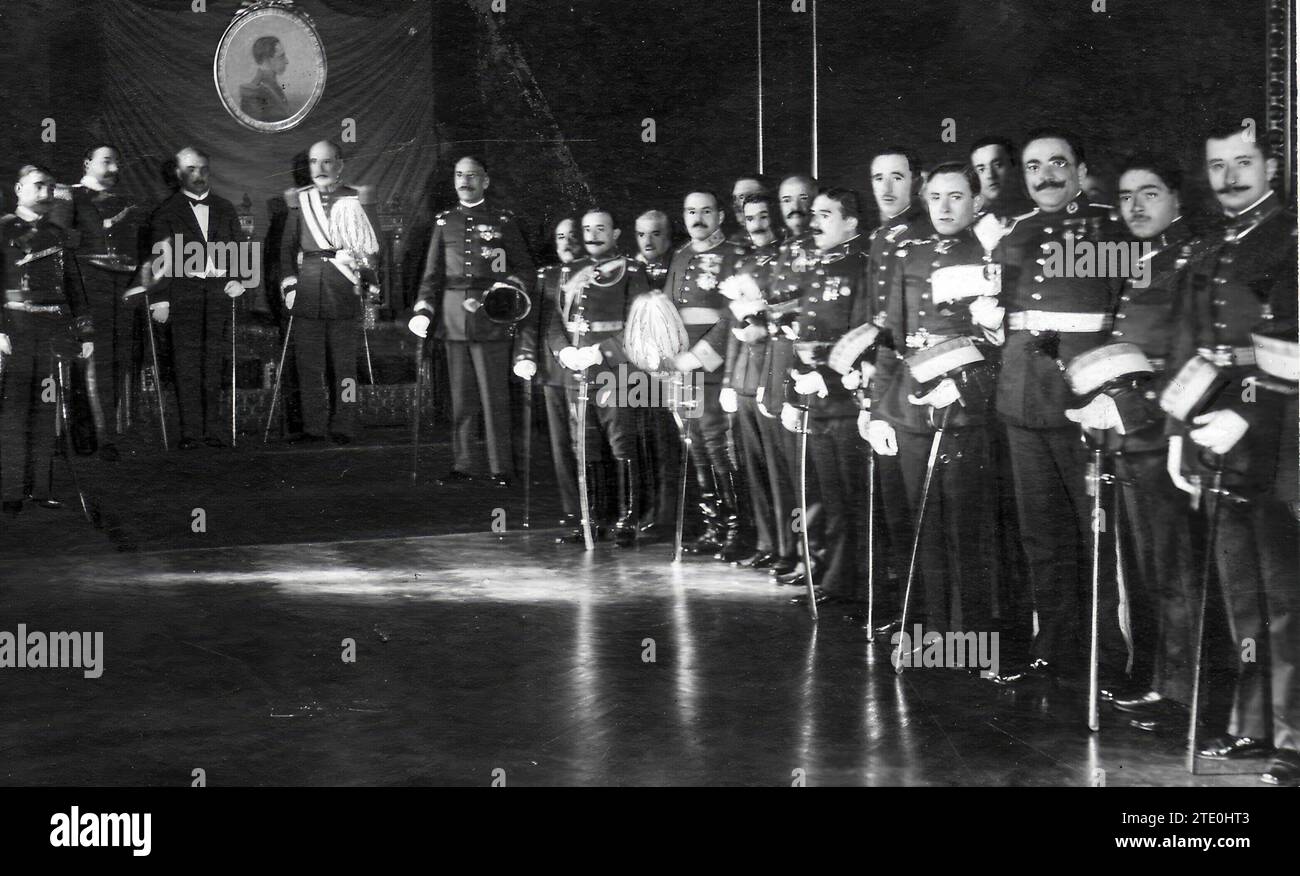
[
  {"xmin": 689, "ymin": 228, "xmax": 726, "ymax": 252},
  {"xmin": 1223, "ymin": 190, "xmax": 1279, "ymax": 235},
  {"xmin": 15, "ymin": 206, "xmax": 44, "ymax": 223},
  {"xmin": 80, "ymin": 175, "xmax": 111, "ymax": 192},
  {"xmin": 816, "ymin": 232, "xmax": 862, "ymax": 257},
  {"xmin": 458, "ymin": 198, "xmax": 485, "ymax": 209}
]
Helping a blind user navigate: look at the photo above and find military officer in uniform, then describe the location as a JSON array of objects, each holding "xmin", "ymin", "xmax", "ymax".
[
  {"xmin": 721, "ymin": 192, "xmax": 787, "ymax": 567},
  {"xmin": 853, "ymin": 147, "xmax": 931, "ymax": 628},
  {"xmin": 1066, "ymin": 153, "xmax": 1198, "ymax": 729},
  {"xmin": 989, "ymin": 128, "xmax": 1124, "ymax": 684},
  {"xmin": 552, "ymin": 208, "xmax": 649, "ymax": 545},
  {"xmin": 51, "ymin": 144, "xmax": 141, "ymax": 461},
  {"xmin": 409, "ymin": 156, "xmax": 534, "ymax": 486},
  {"xmin": 279, "ymin": 141, "xmax": 380, "ymax": 445},
  {"xmin": 867, "ymin": 163, "xmax": 1000, "ymax": 633},
  {"xmin": 514, "ymin": 217, "xmax": 582, "ymax": 532},
  {"xmin": 662, "ymin": 190, "xmax": 748, "ymax": 554},
  {"xmin": 969, "ymin": 136, "xmax": 1034, "ymax": 219},
  {"xmin": 632, "ymin": 208, "xmax": 678, "ymax": 537},
  {"xmin": 727, "ymin": 175, "xmax": 768, "ymax": 245},
  {"xmin": 782, "ymin": 188, "xmax": 872, "ymax": 611},
  {"xmin": 1164, "ymin": 122, "xmax": 1298, "ymax": 785},
  {"xmin": 137, "ymin": 147, "xmax": 246, "ymax": 450},
  {"xmin": 1, "ymin": 165, "xmax": 94, "ymax": 515}
]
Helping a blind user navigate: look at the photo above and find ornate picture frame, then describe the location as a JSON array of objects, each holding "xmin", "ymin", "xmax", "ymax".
[{"xmin": 213, "ymin": 1, "xmax": 327, "ymax": 133}]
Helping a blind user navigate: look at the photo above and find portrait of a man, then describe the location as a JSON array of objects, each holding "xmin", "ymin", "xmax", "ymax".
[{"xmin": 214, "ymin": 2, "xmax": 326, "ymax": 133}]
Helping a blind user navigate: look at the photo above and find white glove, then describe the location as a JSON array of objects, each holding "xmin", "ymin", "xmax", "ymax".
[
  {"xmin": 841, "ymin": 369, "xmax": 863, "ymax": 391},
  {"xmin": 578, "ymin": 345, "xmax": 603, "ymax": 369},
  {"xmin": 779, "ymin": 322, "xmax": 799, "ymax": 340},
  {"xmin": 334, "ymin": 250, "xmax": 357, "ymax": 268},
  {"xmin": 558, "ymin": 346, "xmax": 582, "ymax": 371},
  {"xmin": 79, "ymin": 341, "xmax": 94, "ymax": 360},
  {"xmin": 0, "ymin": 333, "xmax": 11, "ymax": 355},
  {"xmin": 974, "ymin": 213, "xmax": 1010, "ymax": 253},
  {"xmin": 281, "ymin": 276, "xmax": 298, "ymax": 311},
  {"xmin": 857, "ymin": 409, "xmax": 872, "ymax": 442},
  {"xmin": 284, "ymin": 290, "xmax": 297, "ymax": 311},
  {"xmin": 719, "ymin": 387, "xmax": 739, "ymax": 413},
  {"xmin": 867, "ymin": 418, "xmax": 898, "ymax": 456},
  {"xmin": 728, "ymin": 296, "xmax": 767, "ymax": 322},
  {"xmin": 909, "ymin": 377, "xmax": 961, "ymax": 409},
  {"xmin": 672, "ymin": 350, "xmax": 703, "ymax": 372},
  {"xmin": 731, "ymin": 323, "xmax": 768, "ymax": 343},
  {"xmin": 968, "ymin": 295, "xmax": 1004, "ymax": 331},
  {"xmin": 408, "ymin": 313, "xmax": 430, "ymax": 338},
  {"xmin": 1189, "ymin": 409, "xmax": 1249, "ymax": 456},
  {"xmin": 150, "ymin": 301, "xmax": 170, "ymax": 324},
  {"xmin": 1065, "ymin": 393, "xmax": 1124, "ymax": 433},
  {"xmin": 792, "ymin": 370, "xmax": 829, "ymax": 398},
  {"xmin": 1166, "ymin": 435, "xmax": 1199, "ymax": 499},
  {"xmin": 513, "ymin": 359, "xmax": 537, "ymax": 380},
  {"xmin": 780, "ymin": 402, "xmax": 802, "ymax": 433},
  {"xmin": 224, "ymin": 280, "xmax": 245, "ymax": 299}
]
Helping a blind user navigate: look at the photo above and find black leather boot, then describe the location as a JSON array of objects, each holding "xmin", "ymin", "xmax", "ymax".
[
  {"xmin": 614, "ymin": 457, "xmax": 638, "ymax": 547},
  {"xmin": 685, "ymin": 463, "xmax": 722, "ymax": 554},
  {"xmin": 712, "ymin": 468, "xmax": 748, "ymax": 563},
  {"xmin": 556, "ymin": 464, "xmax": 606, "ymax": 544}
]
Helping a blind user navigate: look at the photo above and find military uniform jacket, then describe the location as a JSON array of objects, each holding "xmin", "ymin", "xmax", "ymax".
[
  {"xmin": 51, "ymin": 181, "xmax": 142, "ymax": 260},
  {"xmin": 662, "ymin": 233, "xmax": 748, "ymax": 383},
  {"xmin": 516, "ymin": 262, "xmax": 574, "ymax": 388},
  {"xmin": 279, "ymin": 185, "xmax": 380, "ymax": 321},
  {"xmin": 636, "ymin": 252, "xmax": 670, "ymax": 292},
  {"xmin": 756, "ymin": 231, "xmax": 815, "ymax": 414},
  {"xmin": 142, "ymin": 190, "xmax": 243, "ymax": 306},
  {"xmin": 871, "ymin": 228, "xmax": 997, "ymax": 433},
  {"xmin": 789, "ymin": 235, "xmax": 870, "ymax": 419},
  {"xmin": 852, "ymin": 202, "xmax": 933, "ymax": 328},
  {"xmin": 1168, "ymin": 192, "xmax": 1298, "ymax": 497},
  {"xmin": 723, "ymin": 240, "xmax": 780, "ymax": 397},
  {"xmin": 415, "ymin": 201, "xmax": 534, "ymax": 343},
  {"xmin": 0, "ymin": 214, "xmax": 92, "ymax": 338},
  {"xmin": 994, "ymin": 193, "xmax": 1121, "ymax": 428},
  {"xmin": 544, "ymin": 256, "xmax": 648, "ymax": 387}
]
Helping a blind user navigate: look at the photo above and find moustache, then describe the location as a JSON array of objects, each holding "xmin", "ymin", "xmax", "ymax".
[
  {"xmin": 785, "ymin": 209, "xmax": 806, "ymax": 219},
  {"xmin": 1215, "ymin": 184, "xmax": 1251, "ymax": 195},
  {"xmin": 1034, "ymin": 180, "xmax": 1066, "ymax": 192},
  {"xmin": 691, "ymin": 222, "xmax": 707, "ymax": 228}
]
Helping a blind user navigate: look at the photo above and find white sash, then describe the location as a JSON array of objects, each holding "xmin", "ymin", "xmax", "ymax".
[{"xmin": 300, "ymin": 188, "xmax": 360, "ymax": 286}]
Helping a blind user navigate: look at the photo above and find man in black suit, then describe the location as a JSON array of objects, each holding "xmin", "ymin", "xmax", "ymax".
[{"xmin": 134, "ymin": 146, "xmax": 246, "ymax": 449}]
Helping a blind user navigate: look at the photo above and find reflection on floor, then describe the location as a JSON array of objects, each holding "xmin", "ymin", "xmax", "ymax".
[{"xmin": 0, "ymin": 530, "xmax": 1266, "ymax": 786}]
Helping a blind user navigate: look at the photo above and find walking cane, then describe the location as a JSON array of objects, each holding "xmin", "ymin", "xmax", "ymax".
[
  {"xmin": 797, "ymin": 406, "xmax": 819, "ymax": 622},
  {"xmin": 1187, "ymin": 453, "xmax": 1226, "ymax": 774},
  {"xmin": 411, "ymin": 333, "xmax": 425, "ymax": 483},
  {"xmin": 230, "ymin": 298, "xmax": 238, "ymax": 447},
  {"xmin": 521, "ymin": 375, "xmax": 533, "ymax": 529},
  {"xmin": 895, "ymin": 405, "xmax": 952, "ymax": 674},
  {"xmin": 140, "ymin": 291, "xmax": 170, "ymax": 450},
  {"xmin": 671, "ymin": 381, "xmax": 692, "ymax": 563},
  {"xmin": 865, "ymin": 448, "xmax": 877, "ymax": 642},
  {"xmin": 1084, "ymin": 430, "xmax": 1105, "ymax": 732},
  {"xmin": 263, "ymin": 315, "xmax": 295, "ymax": 443}
]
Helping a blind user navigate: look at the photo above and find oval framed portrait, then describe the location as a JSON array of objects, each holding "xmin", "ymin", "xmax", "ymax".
[{"xmin": 213, "ymin": 1, "xmax": 327, "ymax": 133}]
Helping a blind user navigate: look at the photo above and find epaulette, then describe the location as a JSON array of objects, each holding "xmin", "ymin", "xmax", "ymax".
[
  {"xmin": 536, "ymin": 267, "xmax": 546, "ymax": 278},
  {"xmin": 284, "ymin": 185, "xmax": 310, "ymax": 207},
  {"xmin": 435, "ymin": 208, "xmax": 449, "ymax": 226}
]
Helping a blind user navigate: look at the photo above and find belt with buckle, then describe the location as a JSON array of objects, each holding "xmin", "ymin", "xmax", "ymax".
[
  {"xmin": 1197, "ymin": 345, "xmax": 1255, "ymax": 368},
  {"xmin": 905, "ymin": 330, "xmax": 956, "ymax": 350},
  {"xmin": 1007, "ymin": 310, "xmax": 1111, "ymax": 333},
  {"xmin": 4, "ymin": 301, "xmax": 67, "ymax": 315},
  {"xmin": 304, "ymin": 249, "xmax": 338, "ymax": 259},
  {"xmin": 565, "ymin": 320, "xmax": 623, "ymax": 334}
]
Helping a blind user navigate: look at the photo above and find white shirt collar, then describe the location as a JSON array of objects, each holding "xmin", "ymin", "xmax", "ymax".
[
  {"xmin": 15, "ymin": 206, "xmax": 43, "ymax": 222},
  {"xmin": 1225, "ymin": 189, "xmax": 1273, "ymax": 218},
  {"xmin": 459, "ymin": 198, "xmax": 485, "ymax": 209},
  {"xmin": 80, "ymin": 175, "xmax": 110, "ymax": 192},
  {"xmin": 185, "ymin": 189, "xmax": 210, "ymax": 203}
]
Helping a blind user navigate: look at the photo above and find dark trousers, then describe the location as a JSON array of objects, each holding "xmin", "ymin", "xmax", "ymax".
[
  {"xmin": 1113, "ymin": 448, "xmax": 1198, "ymax": 703},
  {"xmin": 444, "ymin": 340, "xmax": 512, "ymax": 476},
  {"xmin": 293, "ymin": 317, "xmax": 358, "ymax": 438},
  {"xmin": 897, "ymin": 425, "xmax": 994, "ymax": 633},
  {"xmin": 565, "ymin": 380, "xmax": 637, "ymax": 461},
  {"xmin": 687, "ymin": 379, "xmax": 731, "ymax": 476},
  {"xmin": 170, "ymin": 290, "xmax": 229, "ymax": 442},
  {"xmin": 808, "ymin": 415, "xmax": 867, "ymax": 599},
  {"xmin": 639, "ymin": 401, "xmax": 679, "ymax": 529},
  {"xmin": 1, "ymin": 313, "xmax": 74, "ymax": 502},
  {"xmin": 80, "ymin": 264, "xmax": 136, "ymax": 440},
  {"xmin": 735, "ymin": 394, "xmax": 783, "ymax": 555},
  {"xmin": 755, "ymin": 402, "xmax": 798, "ymax": 559},
  {"xmin": 874, "ymin": 450, "xmax": 912, "ymax": 615},
  {"xmin": 1213, "ymin": 497, "xmax": 1298, "ymax": 749},
  {"xmin": 541, "ymin": 382, "xmax": 578, "ymax": 517}
]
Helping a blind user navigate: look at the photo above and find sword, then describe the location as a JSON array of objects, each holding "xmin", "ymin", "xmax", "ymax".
[
  {"xmin": 522, "ymin": 374, "xmax": 533, "ymax": 529},
  {"xmin": 54, "ymin": 355, "xmax": 93, "ymax": 524},
  {"xmin": 797, "ymin": 407, "xmax": 819, "ymax": 622},
  {"xmin": 895, "ymin": 405, "xmax": 951, "ymax": 674},
  {"xmin": 263, "ymin": 315, "xmax": 295, "ymax": 443},
  {"xmin": 230, "ymin": 298, "xmax": 238, "ymax": 447},
  {"xmin": 572, "ymin": 318, "xmax": 595, "ymax": 552},
  {"xmin": 1187, "ymin": 455, "xmax": 1225, "ymax": 773},
  {"xmin": 671, "ymin": 394, "xmax": 692, "ymax": 563},
  {"xmin": 1085, "ymin": 434, "xmax": 1105, "ymax": 732},
  {"xmin": 141, "ymin": 292, "xmax": 170, "ymax": 450},
  {"xmin": 865, "ymin": 447, "xmax": 877, "ymax": 642},
  {"xmin": 411, "ymin": 334, "xmax": 425, "ymax": 483},
  {"xmin": 362, "ymin": 327, "xmax": 376, "ymax": 385}
]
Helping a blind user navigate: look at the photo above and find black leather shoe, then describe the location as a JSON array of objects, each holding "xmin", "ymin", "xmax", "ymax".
[
  {"xmin": 872, "ymin": 619, "xmax": 902, "ymax": 637},
  {"xmin": 1197, "ymin": 735, "xmax": 1274, "ymax": 760},
  {"xmin": 330, "ymin": 433, "xmax": 353, "ymax": 446},
  {"xmin": 738, "ymin": 551, "xmax": 776, "ymax": 569},
  {"xmin": 178, "ymin": 437, "xmax": 200, "ymax": 450},
  {"xmin": 991, "ymin": 658, "xmax": 1053, "ymax": 686},
  {"xmin": 775, "ymin": 564, "xmax": 817, "ymax": 587},
  {"xmin": 488, "ymin": 474, "xmax": 512, "ymax": 488},
  {"xmin": 34, "ymin": 498, "xmax": 63, "ymax": 510},
  {"xmin": 768, "ymin": 556, "xmax": 798, "ymax": 576},
  {"xmin": 1113, "ymin": 691, "xmax": 1165, "ymax": 713},
  {"xmin": 1261, "ymin": 751, "xmax": 1300, "ymax": 786},
  {"xmin": 437, "ymin": 469, "xmax": 475, "ymax": 486},
  {"xmin": 2, "ymin": 501, "xmax": 21, "ymax": 518},
  {"xmin": 204, "ymin": 436, "xmax": 227, "ymax": 448},
  {"xmin": 789, "ymin": 589, "xmax": 830, "ymax": 607},
  {"xmin": 99, "ymin": 443, "xmax": 120, "ymax": 462}
]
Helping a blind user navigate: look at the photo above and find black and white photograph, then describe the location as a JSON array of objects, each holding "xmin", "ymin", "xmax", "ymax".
[{"xmin": 0, "ymin": 0, "xmax": 1296, "ymax": 856}]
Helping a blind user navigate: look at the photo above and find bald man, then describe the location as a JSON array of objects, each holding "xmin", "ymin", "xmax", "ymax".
[
  {"xmin": 138, "ymin": 146, "xmax": 245, "ymax": 449},
  {"xmin": 278, "ymin": 140, "xmax": 380, "ymax": 444}
]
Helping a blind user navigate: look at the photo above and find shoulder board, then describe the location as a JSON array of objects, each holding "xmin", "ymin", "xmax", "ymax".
[
  {"xmin": 350, "ymin": 184, "xmax": 374, "ymax": 205},
  {"xmin": 1088, "ymin": 202, "xmax": 1114, "ymax": 211},
  {"xmin": 284, "ymin": 186, "xmax": 311, "ymax": 206},
  {"xmin": 536, "ymin": 267, "xmax": 546, "ymax": 277},
  {"xmin": 1011, "ymin": 207, "xmax": 1039, "ymax": 223}
]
